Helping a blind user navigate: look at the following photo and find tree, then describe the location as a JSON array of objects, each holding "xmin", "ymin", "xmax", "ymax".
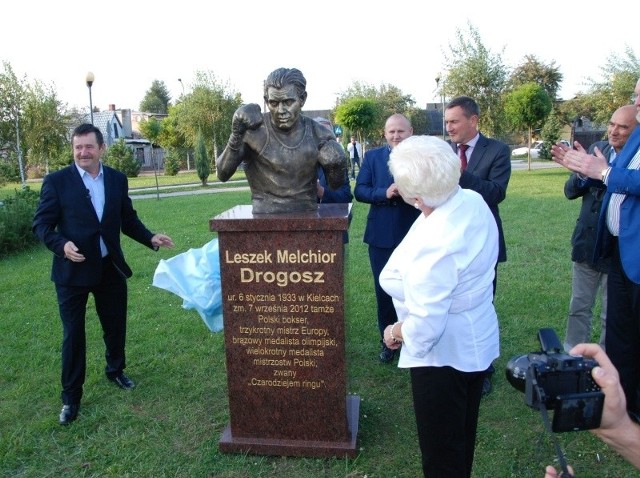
[
  {"xmin": 539, "ymin": 108, "xmax": 564, "ymax": 160},
  {"xmin": 22, "ymin": 80, "xmax": 69, "ymax": 175},
  {"xmin": 562, "ymin": 46, "xmax": 639, "ymax": 127},
  {"xmin": 195, "ymin": 129, "xmax": 209, "ymax": 186},
  {"xmin": 504, "ymin": 82, "xmax": 552, "ymax": 169},
  {"xmin": 1, "ymin": 62, "xmax": 73, "ymax": 182},
  {"xmin": 442, "ymin": 22, "xmax": 509, "ymax": 138},
  {"xmin": 0, "ymin": 61, "xmax": 27, "ymax": 185},
  {"xmin": 175, "ymin": 71, "xmax": 241, "ymax": 165},
  {"xmin": 406, "ymin": 106, "xmax": 429, "ymax": 136},
  {"xmin": 155, "ymin": 104, "xmax": 191, "ymax": 169},
  {"xmin": 335, "ymin": 81, "xmax": 416, "ymax": 146},
  {"xmin": 508, "ymin": 54, "xmax": 563, "ymax": 101},
  {"xmin": 139, "ymin": 116, "xmax": 163, "ymax": 170},
  {"xmin": 139, "ymin": 80, "xmax": 172, "ymax": 114},
  {"xmin": 139, "ymin": 116, "xmax": 164, "ymax": 195},
  {"xmin": 334, "ymin": 98, "xmax": 379, "ymax": 151}
]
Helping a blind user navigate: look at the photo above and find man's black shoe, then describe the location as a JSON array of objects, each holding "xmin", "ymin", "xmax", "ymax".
[
  {"xmin": 59, "ymin": 404, "xmax": 79, "ymax": 425},
  {"xmin": 108, "ymin": 373, "xmax": 135, "ymax": 390},
  {"xmin": 379, "ymin": 345, "xmax": 396, "ymax": 364}
]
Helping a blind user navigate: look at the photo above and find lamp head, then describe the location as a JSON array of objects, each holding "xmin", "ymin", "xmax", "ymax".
[{"xmin": 86, "ymin": 71, "xmax": 95, "ymax": 87}]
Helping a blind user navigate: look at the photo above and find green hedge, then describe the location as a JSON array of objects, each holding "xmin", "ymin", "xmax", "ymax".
[{"xmin": 0, "ymin": 186, "xmax": 39, "ymax": 257}]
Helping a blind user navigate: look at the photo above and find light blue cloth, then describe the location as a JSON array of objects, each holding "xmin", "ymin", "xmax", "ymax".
[{"xmin": 152, "ymin": 238, "xmax": 223, "ymax": 332}]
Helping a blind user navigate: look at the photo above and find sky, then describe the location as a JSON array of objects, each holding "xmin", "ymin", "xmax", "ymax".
[{"xmin": 2, "ymin": 0, "xmax": 636, "ymax": 115}]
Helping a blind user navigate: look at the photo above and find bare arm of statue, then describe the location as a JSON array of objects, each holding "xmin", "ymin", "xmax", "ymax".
[{"xmin": 319, "ymin": 140, "xmax": 349, "ymax": 190}]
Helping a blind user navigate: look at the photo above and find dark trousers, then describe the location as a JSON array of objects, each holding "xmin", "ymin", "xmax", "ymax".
[
  {"xmin": 351, "ymin": 158, "xmax": 360, "ymax": 179},
  {"xmin": 605, "ymin": 240, "xmax": 640, "ymax": 415},
  {"xmin": 368, "ymin": 245, "xmax": 398, "ymax": 339},
  {"xmin": 55, "ymin": 257, "xmax": 128, "ymax": 404},
  {"xmin": 410, "ymin": 366, "xmax": 484, "ymax": 478}
]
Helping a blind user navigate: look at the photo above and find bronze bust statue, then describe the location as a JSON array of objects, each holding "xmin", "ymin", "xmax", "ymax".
[{"xmin": 216, "ymin": 67, "xmax": 348, "ymax": 214}]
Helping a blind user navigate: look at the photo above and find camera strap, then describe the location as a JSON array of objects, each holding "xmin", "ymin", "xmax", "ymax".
[{"xmin": 538, "ymin": 404, "xmax": 574, "ymax": 477}]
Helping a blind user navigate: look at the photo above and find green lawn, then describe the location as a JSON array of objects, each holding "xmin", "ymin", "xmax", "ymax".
[{"xmin": 0, "ymin": 168, "xmax": 634, "ymax": 477}]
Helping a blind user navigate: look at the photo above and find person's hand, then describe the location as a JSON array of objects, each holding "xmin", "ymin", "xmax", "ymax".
[
  {"xmin": 383, "ymin": 323, "xmax": 402, "ymax": 350},
  {"xmin": 151, "ymin": 234, "xmax": 174, "ymax": 249},
  {"xmin": 550, "ymin": 140, "xmax": 585, "ymax": 163},
  {"xmin": 316, "ymin": 179, "xmax": 324, "ymax": 200},
  {"xmin": 63, "ymin": 241, "xmax": 85, "ymax": 262},
  {"xmin": 386, "ymin": 183, "xmax": 400, "ymax": 199},
  {"xmin": 544, "ymin": 464, "xmax": 574, "ymax": 477},
  {"xmin": 552, "ymin": 143, "xmax": 608, "ymax": 180},
  {"xmin": 569, "ymin": 344, "xmax": 631, "ymax": 436},
  {"xmin": 231, "ymin": 104, "xmax": 263, "ymax": 136}
]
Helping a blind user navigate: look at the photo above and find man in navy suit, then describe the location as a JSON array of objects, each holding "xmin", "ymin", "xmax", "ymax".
[
  {"xmin": 355, "ymin": 114, "xmax": 420, "ymax": 363},
  {"xmin": 317, "ymin": 165, "xmax": 353, "ymax": 244},
  {"xmin": 552, "ymin": 78, "xmax": 640, "ymax": 419},
  {"xmin": 445, "ymin": 96, "xmax": 512, "ymax": 395},
  {"xmin": 33, "ymin": 123, "xmax": 174, "ymax": 425}
]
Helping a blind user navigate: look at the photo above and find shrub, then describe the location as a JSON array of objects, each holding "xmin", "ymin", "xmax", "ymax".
[
  {"xmin": 103, "ymin": 139, "xmax": 140, "ymax": 177},
  {"xmin": 0, "ymin": 158, "xmax": 21, "ymax": 186},
  {"xmin": 195, "ymin": 130, "xmax": 210, "ymax": 186},
  {"xmin": 164, "ymin": 150, "xmax": 181, "ymax": 176},
  {"xmin": 0, "ymin": 186, "xmax": 40, "ymax": 257}
]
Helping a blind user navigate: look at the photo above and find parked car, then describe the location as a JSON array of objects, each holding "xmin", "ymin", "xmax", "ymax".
[{"xmin": 512, "ymin": 140, "xmax": 570, "ymax": 159}]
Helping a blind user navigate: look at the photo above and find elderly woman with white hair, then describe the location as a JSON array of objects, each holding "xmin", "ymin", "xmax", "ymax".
[{"xmin": 379, "ymin": 135, "xmax": 500, "ymax": 478}]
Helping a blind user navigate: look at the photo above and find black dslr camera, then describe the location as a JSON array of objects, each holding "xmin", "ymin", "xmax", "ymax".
[{"xmin": 505, "ymin": 328, "xmax": 604, "ymax": 432}]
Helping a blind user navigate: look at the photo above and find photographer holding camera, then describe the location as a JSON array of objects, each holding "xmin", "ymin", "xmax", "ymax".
[{"xmin": 544, "ymin": 343, "xmax": 640, "ymax": 476}]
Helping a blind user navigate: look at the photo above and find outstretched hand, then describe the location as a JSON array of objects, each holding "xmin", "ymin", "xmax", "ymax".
[{"xmin": 152, "ymin": 234, "xmax": 174, "ymax": 249}]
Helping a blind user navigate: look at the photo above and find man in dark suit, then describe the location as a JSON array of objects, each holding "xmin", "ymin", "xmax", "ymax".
[
  {"xmin": 355, "ymin": 113, "xmax": 420, "ymax": 363},
  {"xmin": 445, "ymin": 96, "xmax": 512, "ymax": 395},
  {"xmin": 552, "ymin": 78, "xmax": 640, "ymax": 419},
  {"xmin": 33, "ymin": 123, "xmax": 174, "ymax": 425},
  {"xmin": 562, "ymin": 105, "xmax": 638, "ymax": 352},
  {"xmin": 317, "ymin": 165, "xmax": 353, "ymax": 244}
]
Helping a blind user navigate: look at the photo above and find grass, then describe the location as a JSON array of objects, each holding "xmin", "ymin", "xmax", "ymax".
[{"xmin": 0, "ymin": 168, "xmax": 634, "ymax": 477}]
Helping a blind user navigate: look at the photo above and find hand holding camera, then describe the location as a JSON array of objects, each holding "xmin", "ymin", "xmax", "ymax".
[{"xmin": 506, "ymin": 328, "xmax": 604, "ymax": 433}]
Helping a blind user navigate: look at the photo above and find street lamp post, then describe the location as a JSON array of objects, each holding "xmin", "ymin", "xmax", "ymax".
[
  {"xmin": 435, "ymin": 74, "xmax": 445, "ymax": 140},
  {"xmin": 15, "ymin": 115, "xmax": 26, "ymax": 189},
  {"xmin": 177, "ymin": 78, "xmax": 190, "ymax": 170},
  {"xmin": 86, "ymin": 72, "xmax": 95, "ymax": 124}
]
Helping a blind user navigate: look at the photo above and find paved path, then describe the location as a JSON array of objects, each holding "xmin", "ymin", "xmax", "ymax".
[
  {"xmin": 130, "ymin": 180, "xmax": 249, "ymax": 200},
  {"xmin": 511, "ymin": 159, "xmax": 562, "ymax": 171}
]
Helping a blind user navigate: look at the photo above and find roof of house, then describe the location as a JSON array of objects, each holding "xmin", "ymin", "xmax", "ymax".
[{"xmin": 78, "ymin": 111, "xmax": 123, "ymax": 145}]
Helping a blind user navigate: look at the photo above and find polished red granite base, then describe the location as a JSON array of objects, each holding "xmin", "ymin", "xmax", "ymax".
[
  {"xmin": 211, "ymin": 204, "xmax": 359, "ymax": 458},
  {"xmin": 219, "ymin": 395, "xmax": 360, "ymax": 458}
]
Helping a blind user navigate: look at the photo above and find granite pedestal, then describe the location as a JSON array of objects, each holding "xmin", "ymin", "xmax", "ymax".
[{"xmin": 210, "ymin": 204, "xmax": 359, "ymax": 458}]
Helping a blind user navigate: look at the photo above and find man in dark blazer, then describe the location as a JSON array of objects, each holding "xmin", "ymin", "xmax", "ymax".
[
  {"xmin": 445, "ymin": 96, "xmax": 512, "ymax": 395},
  {"xmin": 552, "ymin": 78, "xmax": 640, "ymax": 419},
  {"xmin": 33, "ymin": 123, "xmax": 174, "ymax": 425},
  {"xmin": 562, "ymin": 105, "xmax": 638, "ymax": 352},
  {"xmin": 354, "ymin": 114, "xmax": 420, "ymax": 363},
  {"xmin": 317, "ymin": 165, "xmax": 353, "ymax": 243}
]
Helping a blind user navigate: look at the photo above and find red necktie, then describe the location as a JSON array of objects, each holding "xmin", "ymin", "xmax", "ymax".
[{"xmin": 458, "ymin": 144, "xmax": 469, "ymax": 170}]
